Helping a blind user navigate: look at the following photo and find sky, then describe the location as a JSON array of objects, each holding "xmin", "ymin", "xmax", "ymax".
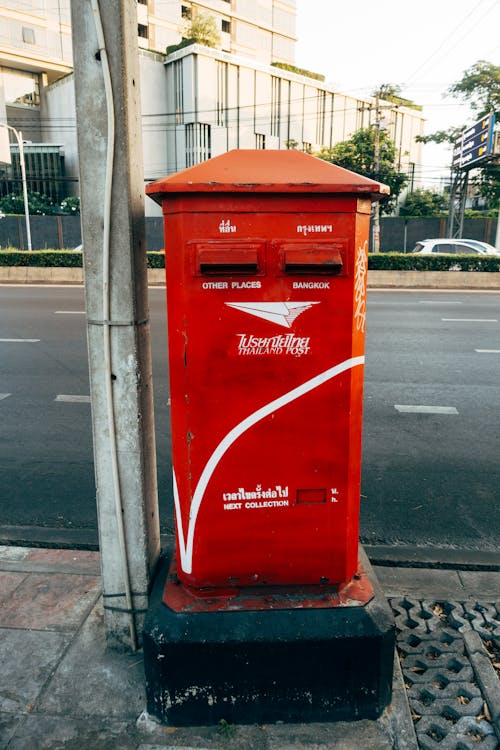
[{"xmin": 294, "ymin": 0, "xmax": 500, "ymax": 190}]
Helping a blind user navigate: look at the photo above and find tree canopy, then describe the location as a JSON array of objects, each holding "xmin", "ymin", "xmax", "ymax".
[
  {"xmin": 184, "ymin": 10, "xmax": 221, "ymax": 48},
  {"xmin": 316, "ymin": 127, "xmax": 407, "ymax": 214},
  {"xmin": 416, "ymin": 60, "xmax": 500, "ymax": 206},
  {"xmin": 399, "ymin": 188, "xmax": 446, "ymax": 217},
  {"xmin": 448, "ymin": 60, "xmax": 500, "ymax": 116}
]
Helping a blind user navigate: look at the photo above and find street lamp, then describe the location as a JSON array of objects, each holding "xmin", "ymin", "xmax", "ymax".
[{"xmin": 0, "ymin": 123, "xmax": 32, "ymax": 251}]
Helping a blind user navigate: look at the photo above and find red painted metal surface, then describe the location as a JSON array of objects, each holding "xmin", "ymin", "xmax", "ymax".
[
  {"xmin": 146, "ymin": 148, "xmax": 390, "ymax": 196},
  {"xmin": 146, "ymin": 151, "xmax": 388, "ymax": 591},
  {"xmin": 163, "ymin": 555, "xmax": 374, "ymax": 613}
]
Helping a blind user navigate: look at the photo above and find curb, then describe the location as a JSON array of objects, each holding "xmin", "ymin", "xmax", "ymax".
[{"xmin": 0, "ymin": 267, "xmax": 165, "ymax": 285}]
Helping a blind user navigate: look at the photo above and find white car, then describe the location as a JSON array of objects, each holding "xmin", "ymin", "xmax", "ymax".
[{"xmin": 411, "ymin": 239, "xmax": 500, "ymax": 255}]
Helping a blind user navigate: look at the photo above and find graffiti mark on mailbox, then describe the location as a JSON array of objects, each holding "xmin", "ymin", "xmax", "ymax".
[{"xmin": 354, "ymin": 241, "xmax": 368, "ymax": 333}]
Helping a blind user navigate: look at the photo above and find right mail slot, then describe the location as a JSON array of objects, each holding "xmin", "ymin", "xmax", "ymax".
[{"xmin": 282, "ymin": 243, "xmax": 344, "ymax": 275}]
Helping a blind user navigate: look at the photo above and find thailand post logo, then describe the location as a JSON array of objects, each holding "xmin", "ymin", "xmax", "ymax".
[
  {"xmin": 225, "ymin": 301, "xmax": 319, "ymax": 329},
  {"xmin": 225, "ymin": 301, "xmax": 319, "ymax": 357}
]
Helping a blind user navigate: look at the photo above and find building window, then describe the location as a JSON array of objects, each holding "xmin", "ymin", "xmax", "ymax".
[
  {"xmin": 138, "ymin": 0, "xmax": 148, "ymax": 4},
  {"xmin": 221, "ymin": 20, "xmax": 231, "ymax": 33},
  {"xmin": 186, "ymin": 123, "xmax": 211, "ymax": 166},
  {"xmin": 173, "ymin": 60, "xmax": 184, "ymax": 125},
  {"xmin": 271, "ymin": 77, "xmax": 281, "ymax": 138},
  {"xmin": 216, "ymin": 61, "xmax": 228, "ymax": 127},
  {"xmin": 1, "ymin": 144, "xmax": 65, "ymax": 203},
  {"xmin": 22, "ymin": 27, "xmax": 35, "ymax": 45},
  {"xmin": 138, "ymin": 24, "xmax": 148, "ymax": 39},
  {"xmin": 255, "ymin": 133, "xmax": 266, "ymax": 149},
  {"xmin": 181, "ymin": 5, "xmax": 191, "ymax": 19}
]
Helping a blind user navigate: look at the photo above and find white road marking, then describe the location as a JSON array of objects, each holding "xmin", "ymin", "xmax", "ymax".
[
  {"xmin": 395, "ymin": 405, "xmax": 459, "ymax": 415},
  {"xmin": 441, "ymin": 318, "xmax": 498, "ymax": 323},
  {"xmin": 475, "ymin": 349, "xmax": 500, "ymax": 353},
  {"xmin": 54, "ymin": 310, "xmax": 85, "ymax": 315},
  {"xmin": 55, "ymin": 395, "xmax": 91, "ymax": 403},
  {"xmin": 0, "ymin": 394, "xmax": 11, "ymax": 401},
  {"xmin": 0, "ymin": 338, "xmax": 40, "ymax": 343}
]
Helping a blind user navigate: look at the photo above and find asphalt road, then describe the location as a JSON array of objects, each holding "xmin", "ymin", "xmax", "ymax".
[{"xmin": 0, "ymin": 285, "xmax": 499, "ymax": 561}]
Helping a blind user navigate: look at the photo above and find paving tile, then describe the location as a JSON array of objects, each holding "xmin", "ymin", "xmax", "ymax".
[
  {"xmin": 22, "ymin": 548, "xmax": 101, "ymax": 576},
  {"xmin": 5, "ymin": 714, "xmax": 138, "ymax": 750},
  {"xmin": 25, "ymin": 548, "xmax": 100, "ymax": 567},
  {"xmin": 0, "ymin": 571, "xmax": 27, "ymax": 602},
  {"xmin": 0, "ymin": 712, "xmax": 22, "ymax": 748},
  {"xmin": 0, "ymin": 573, "xmax": 100, "ymax": 631},
  {"xmin": 0, "ymin": 629, "xmax": 71, "ymax": 712},
  {"xmin": 37, "ymin": 602, "xmax": 146, "ymax": 720}
]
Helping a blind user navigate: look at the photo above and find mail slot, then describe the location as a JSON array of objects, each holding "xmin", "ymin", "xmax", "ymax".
[
  {"xmin": 146, "ymin": 149, "xmax": 388, "ymax": 590},
  {"xmin": 196, "ymin": 242, "xmax": 263, "ymax": 275},
  {"xmin": 281, "ymin": 244, "xmax": 344, "ymax": 275}
]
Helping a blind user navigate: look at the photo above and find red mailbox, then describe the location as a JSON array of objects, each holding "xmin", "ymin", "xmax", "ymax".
[{"xmin": 146, "ymin": 150, "xmax": 388, "ymax": 592}]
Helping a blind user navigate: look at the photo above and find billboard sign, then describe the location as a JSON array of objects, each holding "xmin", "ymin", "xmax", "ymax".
[{"xmin": 453, "ymin": 113, "xmax": 495, "ymax": 169}]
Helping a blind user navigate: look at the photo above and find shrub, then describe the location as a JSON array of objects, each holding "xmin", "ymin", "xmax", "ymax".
[
  {"xmin": 0, "ymin": 249, "xmax": 166, "ymax": 268},
  {"xmin": 0, "ymin": 250, "xmax": 498, "ymax": 273},
  {"xmin": 0, "ymin": 250, "xmax": 83, "ymax": 267},
  {"xmin": 368, "ymin": 252, "xmax": 500, "ymax": 272}
]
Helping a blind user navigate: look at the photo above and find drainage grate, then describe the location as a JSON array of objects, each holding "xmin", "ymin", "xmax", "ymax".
[{"xmin": 390, "ymin": 597, "xmax": 499, "ymax": 749}]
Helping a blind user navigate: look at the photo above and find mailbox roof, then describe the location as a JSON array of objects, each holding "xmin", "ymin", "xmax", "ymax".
[{"xmin": 146, "ymin": 149, "xmax": 390, "ymax": 202}]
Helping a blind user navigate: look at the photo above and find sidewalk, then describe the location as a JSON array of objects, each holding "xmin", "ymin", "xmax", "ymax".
[{"xmin": 0, "ymin": 545, "xmax": 498, "ymax": 750}]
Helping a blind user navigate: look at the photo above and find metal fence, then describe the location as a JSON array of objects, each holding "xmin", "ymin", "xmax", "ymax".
[{"xmin": 0, "ymin": 214, "xmax": 497, "ymax": 252}]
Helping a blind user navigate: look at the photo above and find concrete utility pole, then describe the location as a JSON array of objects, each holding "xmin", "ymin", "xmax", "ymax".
[
  {"xmin": 70, "ymin": 0, "xmax": 160, "ymax": 651},
  {"xmin": 371, "ymin": 95, "xmax": 381, "ymax": 253}
]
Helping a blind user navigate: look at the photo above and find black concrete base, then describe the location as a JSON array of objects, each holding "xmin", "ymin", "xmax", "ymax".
[{"xmin": 143, "ymin": 546, "xmax": 395, "ymax": 726}]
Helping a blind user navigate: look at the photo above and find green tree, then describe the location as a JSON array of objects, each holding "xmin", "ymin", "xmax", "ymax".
[
  {"xmin": 184, "ymin": 10, "xmax": 221, "ymax": 48},
  {"xmin": 399, "ymin": 188, "xmax": 446, "ymax": 217},
  {"xmin": 316, "ymin": 127, "xmax": 408, "ymax": 213},
  {"xmin": 417, "ymin": 60, "xmax": 500, "ymax": 146},
  {"xmin": 448, "ymin": 60, "xmax": 500, "ymax": 116},
  {"xmin": 416, "ymin": 60, "xmax": 500, "ymax": 206}
]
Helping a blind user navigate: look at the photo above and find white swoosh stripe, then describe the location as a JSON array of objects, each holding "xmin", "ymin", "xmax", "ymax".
[{"xmin": 173, "ymin": 355, "xmax": 365, "ymax": 574}]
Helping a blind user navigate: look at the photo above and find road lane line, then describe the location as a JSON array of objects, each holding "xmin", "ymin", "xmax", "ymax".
[
  {"xmin": 54, "ymin": 310, "xmax": 85, "ymax": 315},
  {"xmin": 394, "ymin": 405, "xmax": 459, "ymax": 415},
  {"xmin": 441, "ymin": 318, "xmax": 498, "ymax": 323},
  {"xmin": 0, "ymin": 394, "xmax": 11, "ymax": 401},
  {"xmin": 475, "ymin": 349, "xmax": 500, "ymax": 353},
  {"xmin": 55, "ymin": 395, "xmax": 91, "ymax": 403},
  {"xmin": 0, "ymin": 338, "xmax": 40, "ymax": 343}
]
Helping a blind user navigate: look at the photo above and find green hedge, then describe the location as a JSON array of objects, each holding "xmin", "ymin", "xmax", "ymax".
[
  {"xmin": 0, "ymin": 250, "xmax": 166, "ymax": 269},
  {"xmin": 0, "ymin": 250, "xmax": 84, "ymax": 267},
  {"xmin": 0, "ymin": 250, "xmax": 499, "ymax": 272},
  {"xmin": 368, "ymin": 252, "xmax": 500, "ymax": 272}
]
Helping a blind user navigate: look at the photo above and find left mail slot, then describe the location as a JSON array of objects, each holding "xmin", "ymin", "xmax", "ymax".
[{"xmin": 194, "ymin": 242, "xmax": 264, "ymax": 276}]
